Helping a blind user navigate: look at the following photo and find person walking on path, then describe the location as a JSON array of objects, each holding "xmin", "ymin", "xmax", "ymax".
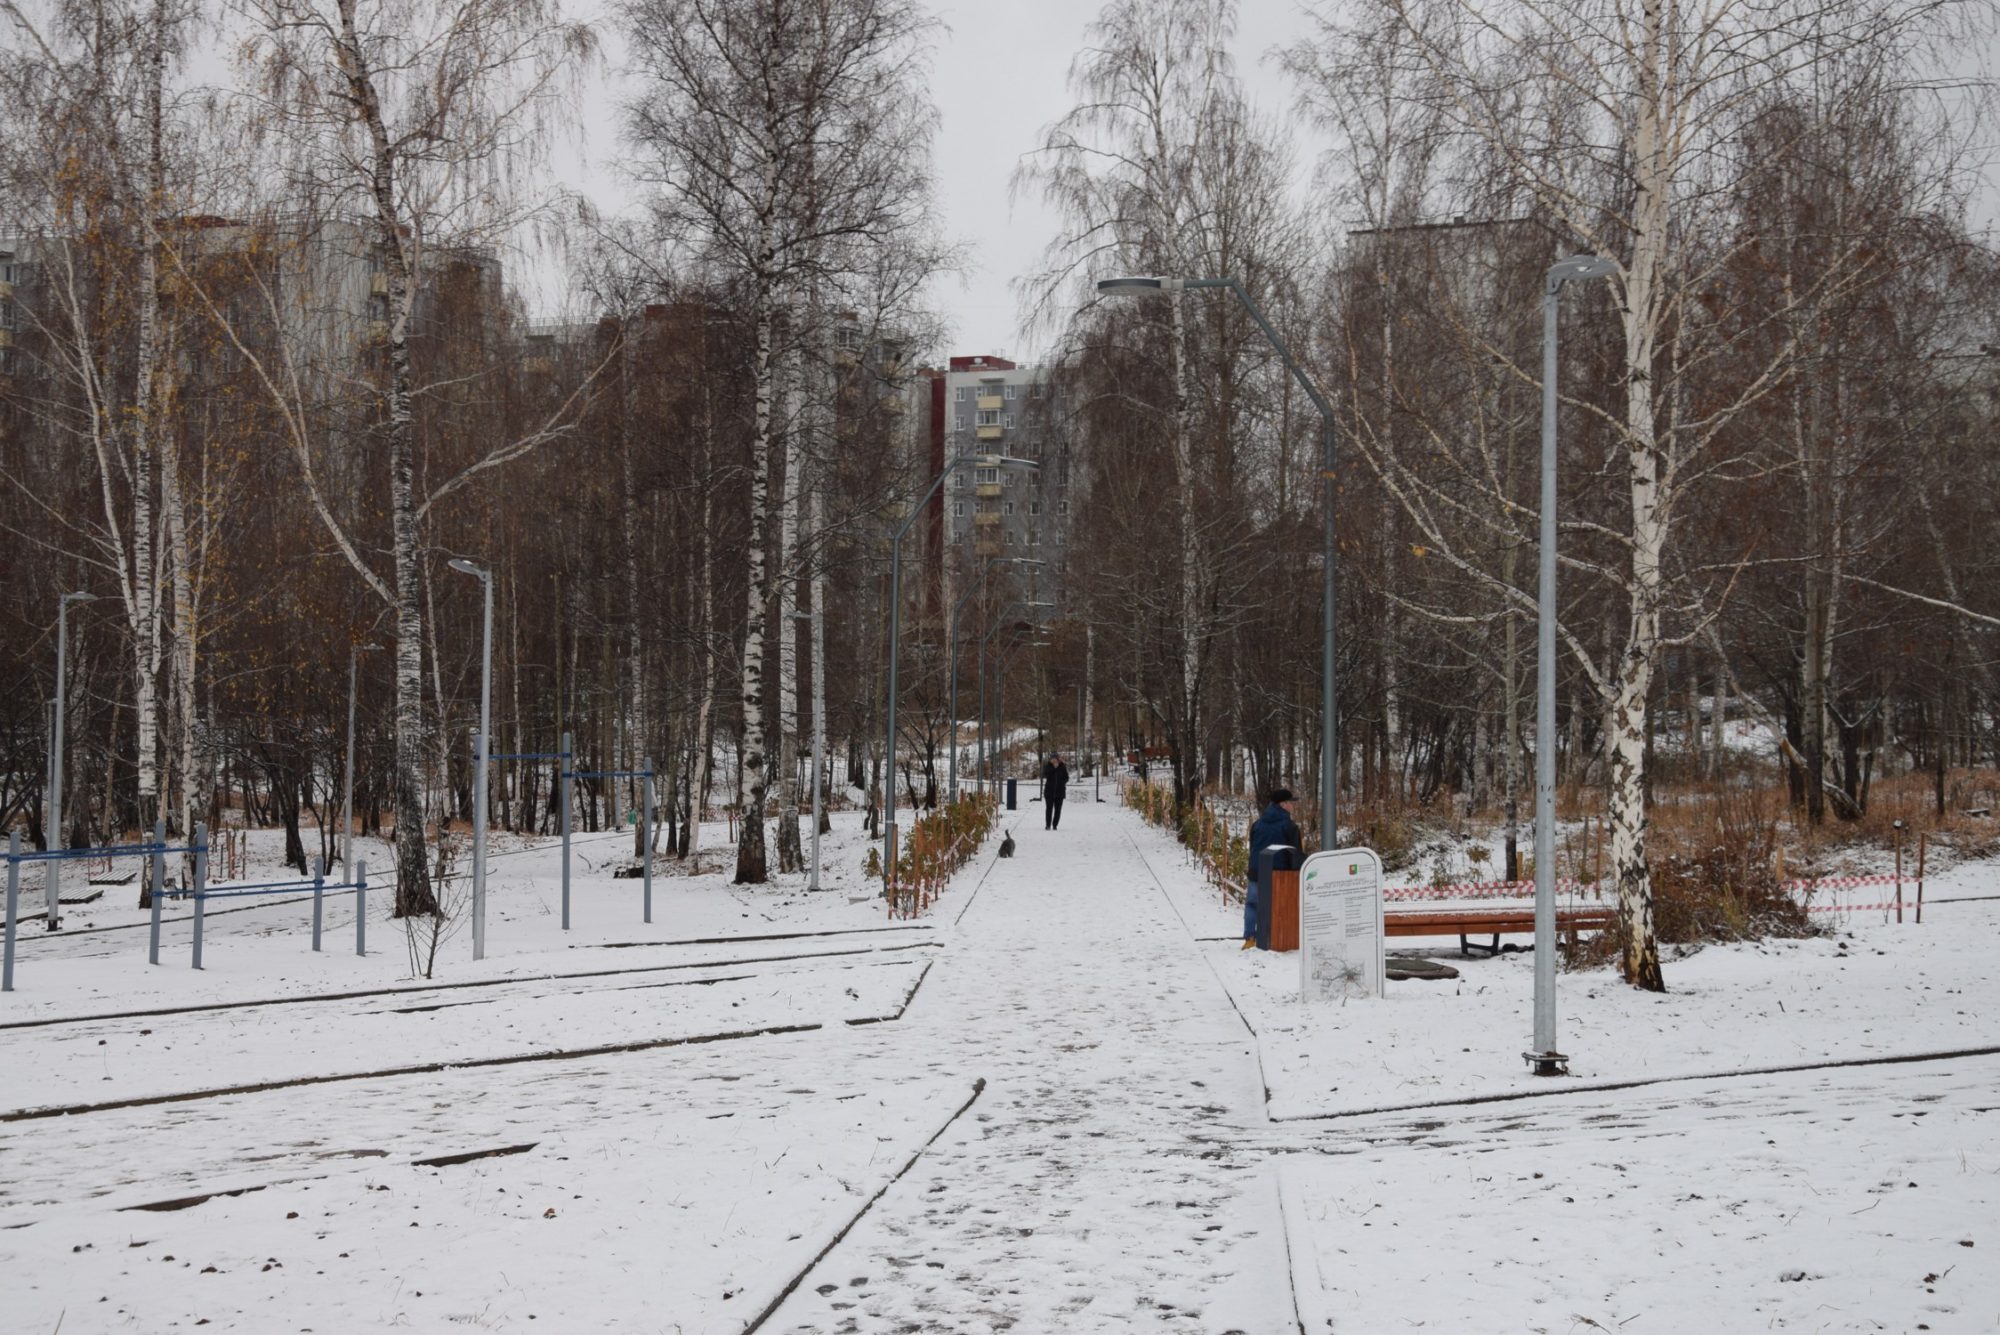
[
  {"xmin": 1244, "ymin": 787, "xmax": 1301, "ymax": 948},
  {"xmin": 1042, "ymin": 754, "xmax": 1070, "ymax": 830}
]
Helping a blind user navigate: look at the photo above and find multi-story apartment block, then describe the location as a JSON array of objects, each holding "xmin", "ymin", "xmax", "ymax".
[{"xmin": 924, "ymin": 355, "xmax": 1076, "ymax": 608}]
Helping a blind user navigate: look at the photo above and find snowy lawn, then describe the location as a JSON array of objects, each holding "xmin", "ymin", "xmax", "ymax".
[
  {"xmin": 2, "ymin": 1037, "xmax": 975, "ymax": 1333},
  {"xmin": 1134, "ymin": 812, "xmax": 2000, "ymax": 1119},
  {"xmin": 3, "ymin": 810, "xmax": 908, "ymax": 1018},
  {"xmin": 1282, "ymin": 1053, "xmax": 2000, "ymax": 1332}
]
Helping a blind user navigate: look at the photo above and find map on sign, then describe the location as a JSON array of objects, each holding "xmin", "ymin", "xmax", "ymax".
[{"xmin": 1298, "ymin": 848, "xmax": 1384, "ymax": 1002}]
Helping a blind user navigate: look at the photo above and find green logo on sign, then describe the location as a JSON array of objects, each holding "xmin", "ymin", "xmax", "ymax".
[{"xmin": 1348, "ymin": 863, "xmax": 1358, "ymax": 875}]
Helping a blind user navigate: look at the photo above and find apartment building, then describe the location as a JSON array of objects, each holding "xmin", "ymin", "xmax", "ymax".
[{"xmin": 926, "ymin": 355, "xmax": 1075, "ymax": 605}]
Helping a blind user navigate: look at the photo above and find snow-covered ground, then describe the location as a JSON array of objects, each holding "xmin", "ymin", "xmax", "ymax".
[{"xmin": 3, "ymin": 794, "xmax": 1995, "ymax": 1332}]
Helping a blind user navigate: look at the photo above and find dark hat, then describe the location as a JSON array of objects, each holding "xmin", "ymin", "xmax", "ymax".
[{"xmin": 1268, "ymin": 787, "xmax": 1295, "ymax": 805}]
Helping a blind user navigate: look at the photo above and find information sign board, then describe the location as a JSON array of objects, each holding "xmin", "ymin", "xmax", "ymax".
[{"xmin": 1298, "ymin": 847, "xmax": 1384, "ymax": 1002}]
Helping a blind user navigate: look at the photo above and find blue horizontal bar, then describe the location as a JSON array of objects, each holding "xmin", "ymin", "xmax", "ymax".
[
  {"xmin": 203, "ymin": 878, "xmax": 322, "ymax": 894},
  {"xmin": 197, "ymin": 883, "xmax": 361, "ymax": 900},
  {"xmin": 6, "ymin": 843, "xmax": 205, "ymax": 864}
]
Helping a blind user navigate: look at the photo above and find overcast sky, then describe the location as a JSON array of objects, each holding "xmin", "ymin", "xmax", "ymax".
[
  {"xmin": 543, "ymin": 0, "xmax": 1995, "ymax": 359},
  {"xmin": 552, "ymin": 0, "xmax": 1326, "ymax": 362}
]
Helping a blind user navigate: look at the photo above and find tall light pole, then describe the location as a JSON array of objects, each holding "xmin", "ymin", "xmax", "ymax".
[
  {"xmin": 947, "ymin": 557, "xmax": 1044, "ymax": 800},
  {"xmin": 448, "ymin": 558, "xmax": 493, "ymax": 961},
  {"xmin": 1099, "ymin": 275, "xmax": 1340, "ymax": 841},
  {"xmin": 1529, "ymin": 254, "xmax": 1617, "ymax": 1076},
  {"xmin": 45, "ymin": 590, "xmax": 97, "ymax": 929},
  {"xmin": 342, "ymin": 642, "xmax": 383, "ymax": 874},
  {"xmin": 884, "ymin": 453, "xmax": 1037, "ymax": 873}
]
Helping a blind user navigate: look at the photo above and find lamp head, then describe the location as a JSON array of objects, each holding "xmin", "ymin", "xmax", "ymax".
[
  {"xmin": 1549, "ymin": 254, "xmax": 1617, "ymax": 288},
  {"xmin": 63, "ymin": 590, "xmax": 98, "ymax": 605},
  {"xmin": 356, "ymin": 641, "xmax": 384, "ymax": 653},
  {"xmin": 447, "ymin": 557, "xmax": 486, "ymax": 577},
  {"xmin": 1097, "ymin": 276, "xmax": 1182, "ymax": 295},
  {"xmin": 973, "ymin": 453, "xmax": 1041, "ymax": 469}
]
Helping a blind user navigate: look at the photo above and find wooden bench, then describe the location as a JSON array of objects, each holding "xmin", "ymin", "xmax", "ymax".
[{"xmin": 1385, "ymin": 906, "xmax": 1616, "ymax": 958}]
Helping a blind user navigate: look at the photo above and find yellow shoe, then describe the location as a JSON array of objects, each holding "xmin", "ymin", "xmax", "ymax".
[{"xmin": 1240, "ymin": 938, "xmax": 1256, "ymax": 950}]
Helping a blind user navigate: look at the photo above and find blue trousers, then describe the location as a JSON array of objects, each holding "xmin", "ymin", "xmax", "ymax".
[{"xmin": 1243, "ymin": 881, "xmax": 1259, "ymax": 941}]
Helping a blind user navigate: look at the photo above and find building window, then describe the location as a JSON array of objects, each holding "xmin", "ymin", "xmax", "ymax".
[
  {"xmin": 956, "ymin": 386, "xmax": 971, "ymax": 401},
  {"xmin": 975, "ymin": 467, "xmax": 997, "ymax": 484},
  {"xmin": 1029, "ymin": 529, "xmax": 1041, "ymax": 546},
  {"xmin": 1058, "ymin": 500, "xmax": 1069, "ymax": 515},
  {"xmin": 976, "ymin": 409, "xmax": 999, "ymax": 427},
  {"xmin": 1003, "ymin": 501, "xmax": 1014, "ymax": 516},
  {"xmin": 953, "ymin": 500, "xmax": 964, "ymax": 517},
  {"xmin": 1028, "ymin": 501, "xmax": 1040, "ymax": 516},
  {"xmin": 1005, "ymin": 384, "xmax": 1017, "ymax": 399},
  {"xmin": 1002, "ymin": 414, "xmax": 1014, "ymax": 429},
  {"xmin": 1004, "ymin": 530, "xmax": 1014, "ymax": 545},
  {"xmin": 958, "ymin": 414, "xmax": 971, "ymax": 428}
]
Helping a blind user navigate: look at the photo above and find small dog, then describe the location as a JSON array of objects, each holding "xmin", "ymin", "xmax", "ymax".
[{"xmin": 998, "ymin": 829, "xmax": 1017, "ymax": 858}]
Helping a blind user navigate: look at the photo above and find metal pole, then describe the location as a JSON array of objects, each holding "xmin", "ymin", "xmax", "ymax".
[
  {"xmin": 642, "ymin": 757, "xmax": 654, "ymax": 923},
  {"xmin": 560, "ymin": 730, "xmax": 572, "ymax": 931},
  {"xmin": 312, "ymin": 854, "xmax": 325, "ymax": 952},
  {"xmin": 809, "ymin": 605, "xmax": 825, "ymax": 890},
  {"xmin": 46, "ymin": 598, "xmax": 69, "ymax": 930},
  {"xmin": 190, "ymin": 829, "xmax": 207, "ymax": 971},
  {"xmin": 4, "ymin": 831, "xmax": 19, "ymax": 990},
  {"xmin": 343, "ymin": 647, "xmax": 359, "ymax": 873},
  {"xmin": 473, "ymin": 570, "xmax": 492, "ymax": 960},
  {"xmin": 147, "ymin": 819, "xmax": 165, "ymax": 964},
  {"xmin": 355, "ymin": 858, "xmax": 367, "ymax": 956},
  {"xmin": 1531, "ymin": 280, "xmax": 1562, "ymax": 1072},
  {"xmin": 1321, "ymin": 411, "xmax": 1338, "ymax": 844}
]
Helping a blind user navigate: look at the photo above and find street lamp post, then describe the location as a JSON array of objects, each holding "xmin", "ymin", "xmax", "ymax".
[
  {"xmin": 342, "ymin": 642, "xmax": 384, "ymax": 875},
  {"xmin": 1098, "ymin": 276, "xmax": 1340, "ymax": 842},
  {"xmin": 45, "ymin": 590, "xmax": 97, "ymax": 929},
  {"xmin": 884, "ymin": 453, "xmax": 1037, "ymax": 877},
  {"xmin": 448, "ymin": 558, "xmax": 493, "ymax": 961},
  {"xmin": 1529, "ymin": 254, "xmax": 1617, "ymax": 1076},
  {"xmin": 947, "ymin": 557, "xmax": 1044, "ymax": 800}
]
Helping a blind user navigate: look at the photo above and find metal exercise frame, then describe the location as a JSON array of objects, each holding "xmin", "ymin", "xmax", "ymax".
[{"xmin": 552, "ymin": 733, "xmax": 657, "ymax": 929}]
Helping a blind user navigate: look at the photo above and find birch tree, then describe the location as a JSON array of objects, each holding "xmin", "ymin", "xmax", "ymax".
[
  {"xmin": 1293, "ymin": 0, "xmax": 1969, "ymax": 989},
  {"xmin": 621, "ymin": 0, "xmax": 940, "ymax": 884},
  {"xmin": 228, "ymin": 0, "xmax": 595, "ymax": 914},
  {"xmin": 1017, "ymin": 0, "xmax": 1249, "ymax": 817}
]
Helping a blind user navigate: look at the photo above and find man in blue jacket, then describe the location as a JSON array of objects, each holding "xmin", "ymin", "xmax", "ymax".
[{"xmin": 1244, "ymin": 787, "xmax": 1301, "ymax": 949}]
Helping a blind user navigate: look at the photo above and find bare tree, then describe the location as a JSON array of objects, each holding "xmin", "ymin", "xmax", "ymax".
[
  {"xmin": 225, "ymin": 0, "xmax": 595, "ymax": 914},
  {"xmin": 621, "ymin": 0, "xmax": 941, "ymax": 884}
]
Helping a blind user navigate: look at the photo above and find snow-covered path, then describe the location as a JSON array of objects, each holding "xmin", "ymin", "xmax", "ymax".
[{"xmin": 765, "ymin": 795, "xmax": 1292, "ymax": 1334}]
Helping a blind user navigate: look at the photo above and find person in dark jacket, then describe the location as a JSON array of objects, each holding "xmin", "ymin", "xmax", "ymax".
[
  {"xmin": 1244, "ymin": 787, "xmax": 1301, "ymax": 948},
  {"xmin": 1042, "ymin": 754, "xmax": 1070, "ymax": 830}
]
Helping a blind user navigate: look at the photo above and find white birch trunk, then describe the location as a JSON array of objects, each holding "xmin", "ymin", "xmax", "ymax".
[
  {"xmin": 340, "ymin": 0, "xmax": 435, "ymax": 916},
  {"xmin": 1607, "ymin": 0, "xmax": 1671, "ymax": 990},
  {"xmin": 1170, "ymin": 288, "xmax": 1200, "ymax": 808},
  {"xmin": 129, "ymin": 0, "xmax": 170, "ymax": 833},
  {"xmin": 775, "ymin": 321, "xmax": 803, "ymax": 872},
  {"xmin": 618, "ymin": 323, "xmax": 647, "ymax": 857},
  {"xmin": 733, "ymin": 289, "xmax": 775, "ymax": 883}
]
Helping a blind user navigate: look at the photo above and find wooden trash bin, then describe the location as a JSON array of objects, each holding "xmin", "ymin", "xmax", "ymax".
[{"xmin": 1268, "ymin": 869, "xmax": 1301, "ymax": 952}]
